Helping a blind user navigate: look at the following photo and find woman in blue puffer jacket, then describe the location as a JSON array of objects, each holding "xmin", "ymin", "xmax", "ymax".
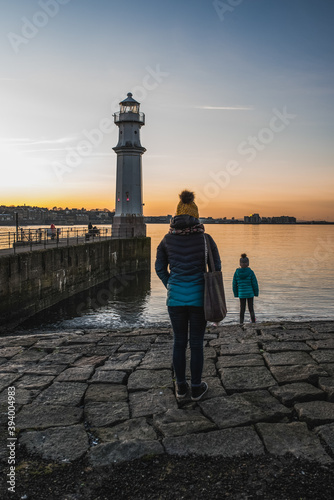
[
  {"xmin": 232, "ymin": 253, "xmax": 259, "ymax": 324},
  {"xmin": 155, "ymin": 190, "xmax": 221, "ymax": 402}
]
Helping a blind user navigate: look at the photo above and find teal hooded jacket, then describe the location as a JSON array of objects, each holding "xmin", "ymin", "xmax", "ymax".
[{"xmin": 232, "ymin": 267, "xmax": 259, "ymax": 299}]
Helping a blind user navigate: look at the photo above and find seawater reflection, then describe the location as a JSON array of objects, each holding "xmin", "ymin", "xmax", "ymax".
[{"xmin": 13, "ymin": 223, "xmax": 334, "ymax": 331}]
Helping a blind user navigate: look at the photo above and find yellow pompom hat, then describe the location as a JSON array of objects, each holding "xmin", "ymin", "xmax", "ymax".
[{"xmin": 176, "ymin": 190, "xmax": 199, "ymax": 219}]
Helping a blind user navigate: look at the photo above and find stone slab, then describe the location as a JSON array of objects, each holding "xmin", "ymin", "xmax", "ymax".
[
  {"xmin": 42, "ymin": 352, "xmax": 82, "ymax": 365},
  {"xmin": 11, "ymin": 350, "xmax": 47, "ymax": 363},
  {"xmin": 318, "ymin": 377, "xmax": 334, "ymax": 402},
  {"xmin": 263, "ymin": 351, "xmax": 315, "ymax": 367},
  {"xmin": 93, "ymin": 417, "xmax": 157, "ymax": 443},
  {"xmin": 269, "ymin": 382, "xmax": 326, "ymax": 406},
  {"xmin": 85, "ymin": 402, "xmax": 129, "ymax": 427},
  {"xmin": 153, "ymin": 408, "xmax": 216, "ymax": 437},
  {"xmin": 0, "ymin": 347, "xmax": 23, "ymax": 358},
  {"xmin": 320, "ymin": 364, "xmax": 334, "ymax": 376},
  {"xmin": 89, "ymin": 439, "xmax": 164, "ymax": 466},
  {"xmin": 100, "ymin": 352, "xmax": 145, "ymax": 372},
  {"xmin": 295, "ymin": 401, "xmax": 334, "ymax": 426},
  {"xmin": 24, "ymin": 364, "xmax": 68, "ymax": 376},
  {"xmin": 306, "ymin": 339, "xmax": 334, "ymax": 350},
  {"xmin": 84, "ymin": 383, "xmax": 128, "ymax": 403},
  {"xmin": 256, "ymin": 422, "xmax": 332, "ymax": 464},
  {"xmin": 34, "ymin": 382, "xmax": 87, "ymax": 406},
  {"xmin": 220, "ymin": 366, "xmax": 277, "ymax": 393},
  {"xmin": 163, "ymin": 427, "xmax": 264, "ymax": 457},
  {"xmin": 315, "ymin": 422, "xmax": 334, "ymax": 456},
  {"xmin": 138, "ymin": 350, "xmax": 172, "ymax": 370},
  {"xmin": 55, "ymin": 366, "xmax": 94, "ymax": 382},
  {"xmin": 16, "ymin": 375, "xmax": 55, "ymax": 390},
  {"xmin": 199, "ymin": 390, "xmax": 290, "ymax": 429},
  {"xmin": 273, "ymin": 330, "xmax": 314, "ymax": 341},
  {"xmin": 89, "ymin": 370, "xmax": 127, "ymax": 384},
  {"xmin": 72, "ymin": 355, "xmax": 108, "ymax": 367},
  {"xmin": 311, "ymin": 323, "xmax": 334, "ymax": 334},
  {"xmin": 0, "ymin": 362, "xmax": 35, "ymax": 374},
  {"xmin": 0, "ymin": 373, "xmax": 21, "ymax": 392},
  {"xmin": 117, "ymin": 342, "xmax": 152, "ymax": 353},
  {"xmin": 129, "ymin": 388, "xmax": 177, "ymax": 418},
  {"xmin": 128, "ymin": 369, "xmax": 172, "ymax": 391},
  {"xmin": 19, "ymin": 424, "xmax": 89, "ymax": 462},
  {"xmin": 201, "ymin": 358, "xmax": 217, "ymax": 377},
  {"xmin": 217, "ymin": 354, "xmax": 264, "ymax": 368},
  {"xmin": 219, "ymin": 344, "xmax": 260, "ymax": 355},
  {"xmin": 16, "ymin": 404, "xmax": 83, "ymax": 430},
  {"xmin": 0, "ymin": 388, "xmax": 40, "ymax": 405},
  {"xmin": 270, "ymin": 364, "xmax": 328, "ymax": 384},
  {"xmin": 261, "ymin": 342, "xmax": 312, "ymax": 353},
  {"xmin": 310, "ymin": 350, "xmax": 334, "ymax": 364}
]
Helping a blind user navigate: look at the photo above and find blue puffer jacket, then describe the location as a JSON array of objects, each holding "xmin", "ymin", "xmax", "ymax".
[
  {"xmin": 155, "ymin": 215, "xmax": 221, "ymax": 307},
  {"xmin": 232, "ymin": 267, "xmax": 259, "ymax": 299}
]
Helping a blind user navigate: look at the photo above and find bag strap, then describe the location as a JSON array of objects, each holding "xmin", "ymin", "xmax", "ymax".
[{"xmin": 204, "ymin": 234, "xmax": 216, "ymax": 272}]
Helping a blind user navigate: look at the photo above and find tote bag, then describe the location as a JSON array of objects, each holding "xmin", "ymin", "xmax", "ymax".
[{"xmin": 203, "ymin": 234, "xmax": 227, "ymax": 323}]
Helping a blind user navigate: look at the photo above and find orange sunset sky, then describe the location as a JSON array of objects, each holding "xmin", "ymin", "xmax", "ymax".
[{"xmin": 1, "ymin": 0, "xmax": 333, "ymax": 221}]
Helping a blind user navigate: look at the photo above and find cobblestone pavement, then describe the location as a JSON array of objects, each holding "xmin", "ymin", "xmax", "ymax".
[{"xmin": 1, "ymin": 321, "xmax": 334, "ymax": 466}]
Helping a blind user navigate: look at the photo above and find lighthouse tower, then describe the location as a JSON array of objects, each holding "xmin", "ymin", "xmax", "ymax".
[{"xmin": 112, "ymin": 93, "xmax": 146, "ymax": 238}]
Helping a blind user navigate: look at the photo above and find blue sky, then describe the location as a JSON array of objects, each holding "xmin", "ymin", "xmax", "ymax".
[{"xmin": 0, "ymin": 0, "xmax": 333, "ymax": 219}]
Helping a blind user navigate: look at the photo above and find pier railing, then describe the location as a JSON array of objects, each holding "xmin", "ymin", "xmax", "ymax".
[{"xmin": 0, "ymin": 226, "xmax": 112, "ymax": 254}]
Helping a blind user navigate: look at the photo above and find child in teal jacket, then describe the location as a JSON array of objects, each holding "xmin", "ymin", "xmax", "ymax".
[{"xmin": 233, "ymin": 253, "xmax": 259, "ymax": 324}]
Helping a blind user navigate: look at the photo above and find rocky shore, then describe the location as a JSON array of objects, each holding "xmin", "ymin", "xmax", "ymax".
[{"xmin": 1, "ymin": 320, "xmax": 334, "ymax": 498}]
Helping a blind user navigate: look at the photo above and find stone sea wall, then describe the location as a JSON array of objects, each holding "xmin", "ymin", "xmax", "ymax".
[{"xmin": 0, "ymin": 238, "xmax": 151, "ymax": 327}]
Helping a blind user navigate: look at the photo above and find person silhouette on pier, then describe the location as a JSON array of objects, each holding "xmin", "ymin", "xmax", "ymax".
[{"xmin": 155, "ymin": 190, "xmax": 221, "ymax": 402}]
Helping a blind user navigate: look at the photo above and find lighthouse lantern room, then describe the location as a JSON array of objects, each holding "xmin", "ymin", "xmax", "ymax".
[{"xmin": 112, "ymin": 92, "xmax": 146, "ymax": 238}]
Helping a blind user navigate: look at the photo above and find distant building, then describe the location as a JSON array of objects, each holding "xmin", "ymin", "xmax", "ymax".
[{"xmin": 244, "ymin": 213, "xmax": 261, "ymax": 224}]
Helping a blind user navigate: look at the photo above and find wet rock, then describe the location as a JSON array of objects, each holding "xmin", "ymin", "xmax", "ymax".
[
  {"xmin": 19, "ymin": 424, "xmax": 89, "ymax": 462},
  {"xmin": 199, "ymin": 390, "xmax": 290, "ymax": 429},
  {"xmin": 93, "ymin": 417, "xmax": 157, "ymax": 443},
  {"xmin": 153, "ymin": 408, "xmax": 216, "ymax": 437},
  {"xmin": 129, "ymin": 388, "xmax": 177, "ymax": 418},
  {"xmin": 295, "ymin": 401, "xmax": 334, "ymax": 426},
  {"xmin": 16, "ymin": 375, "xmax": 55, "ymax": 390},
  {"xmin": 263, "ymin": 351, "xmax": 316, "ymax": 367},
  {"xmin": 100, "ymin": 352, "xmax": 145, "ymax": 372},
  {"xmin": 163, "ymin": 427, "xmax": 264, "ymax": 457},
  {"xmin": 256, "ymin": 422, "xmax": 332, "ymax": 464},
  {"xmin": 85, "ymin": 402, "xmax": 129, "ymax": 427},
  {"xmin": 88, "ymin": 439, "xmax": 164, "ymax": 466},
  {"xmin": 34, "ymin": 382, "xmax": 87, "ymax": 406},
  {"xmin": 127, "ymin": 369, "xmax": 172, "ymax": 391},
  {"xmin": 270, "ymin": 364, "xmax": 328, "ymax": 384},
  {"xmin": 220, "ymin": 366, "xmax": 276, "ymax": 393},
  {"xmin": 217, "ymin": 354, "xmax": 264, "ymax": 368},
  {"xmin": 269, "ymin": 382, "xmax": 326, "ymax": 406},
  {"xmin": 16, "ymin": 404, "xmax": 83, "ymax": 430},
  {"xmin": 84, "ymin": 383, "xmax": 127, "ymax": 403},
  {"xmin": 55, "ymin": 366, "xmax": 95, "ymax": 382},
  {"xmin": 89, "ymin": 370, "xmax": 127, "ymax": 384}
]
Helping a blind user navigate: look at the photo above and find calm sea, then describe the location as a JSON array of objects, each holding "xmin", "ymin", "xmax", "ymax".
[{"xmin": 2, "ymin": 224, "xmax": 333, "ymax": 331}]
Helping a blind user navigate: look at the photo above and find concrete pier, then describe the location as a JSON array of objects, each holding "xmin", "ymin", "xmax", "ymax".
[
  {"xmin": 0, "ymin": 237, "xmax": 151, "ymax": 327},
  {"xmin": 0, "ymin": 321, "xmax": 334, "ymax": 467}
]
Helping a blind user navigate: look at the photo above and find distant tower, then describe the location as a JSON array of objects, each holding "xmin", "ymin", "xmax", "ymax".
[{"xmin": 112, "ymin": 93, "xmax": 146, "ymax": 238}]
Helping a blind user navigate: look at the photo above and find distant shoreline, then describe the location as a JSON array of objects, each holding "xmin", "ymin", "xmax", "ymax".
[{"xmin": 0, "ymin": 221, "xmax": 333, "ymax": 227}]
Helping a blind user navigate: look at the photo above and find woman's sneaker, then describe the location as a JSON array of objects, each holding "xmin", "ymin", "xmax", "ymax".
[
  {"xmin": 176, "ymin": 382, "xmax": 189, "ymax": 399},
  {"xmin": 191, "ymin": 382, "xmax": 208, "ymax": 401}
]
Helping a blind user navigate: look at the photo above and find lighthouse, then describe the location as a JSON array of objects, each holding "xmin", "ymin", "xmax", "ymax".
[{"xmin": 112, "ymin": 93, "xmax": 146, "ymax": 238}]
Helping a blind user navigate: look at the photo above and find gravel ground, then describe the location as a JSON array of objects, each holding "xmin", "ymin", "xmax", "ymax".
[{"xmin": 1, "ymin": 451, "xmax": 334, "ymax": 500}]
